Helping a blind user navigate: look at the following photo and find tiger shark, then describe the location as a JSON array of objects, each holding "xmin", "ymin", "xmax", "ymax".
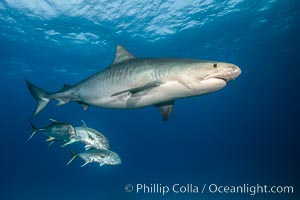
[{"xmin": 26, "ymin": 45, "xmax": 241, "ymax": 121}]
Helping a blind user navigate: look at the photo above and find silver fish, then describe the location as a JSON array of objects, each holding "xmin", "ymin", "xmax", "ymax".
[
  {"xmin": 75, "ymin": 120, "xmax": 110, "ymax": 150},
  {"xmin": 66, "ymin": 149, "xmax": 121, "ymax": 167},
  {"xmin": 29, "ymin": 119, "xmax": 77, "ymax": 147}
]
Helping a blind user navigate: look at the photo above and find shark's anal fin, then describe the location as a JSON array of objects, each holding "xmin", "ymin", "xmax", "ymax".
[
  {"xmin": 56, "ymin": 99, "xmax": 69, "ymax": 106},
  {"xmin": 156, "ymin": 100, "xmax": 174, "ymax": 121},
  {"xmin": 111, "ymin": 82, "xmax": 160, "ymax": 97},
  {"xmin": 112, "ymin": 45, "xmax": 135, "ymax": 65},
  {"xmin": 77, "ymin": 101, "xmax": 89, "ymax": 110}
]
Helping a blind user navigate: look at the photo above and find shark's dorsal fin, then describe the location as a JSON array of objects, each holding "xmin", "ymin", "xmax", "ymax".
[
  {"xmin": 112, "ymin": 45, "xmax": 135, "ymax": 65},
  {"xmin": 156, "ymin": 100, "xmax": 174, "ymax": 121}
]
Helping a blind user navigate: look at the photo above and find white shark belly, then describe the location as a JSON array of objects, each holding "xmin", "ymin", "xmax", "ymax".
[{"xmin": 92, "ymin": 78, "xmax": 226, "ymax": 109}]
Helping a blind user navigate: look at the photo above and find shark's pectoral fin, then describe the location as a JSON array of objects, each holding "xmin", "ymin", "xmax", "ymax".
[
  {"xmin": 111, "ymin": 82, "xmax": 160, "ymax": 97},
  {"xmin": 156, "ymin": 100, "xmax": 174, "ymax": 121}
]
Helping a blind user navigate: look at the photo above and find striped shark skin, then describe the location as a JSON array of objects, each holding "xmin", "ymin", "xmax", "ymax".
[{"xmin": 26, "ymin": 45, "xmax": 241, "ymax": 121}]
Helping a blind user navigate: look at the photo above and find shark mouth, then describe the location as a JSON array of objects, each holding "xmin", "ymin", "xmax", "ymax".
[
  {"xmin": 215, "ymin": 77, "xmax": 227, "ymax": 82},
  {"xmin": 201, "ymin": 75, "xmax": 227, "ymax": 82},
  {"xmin": 212, "ymin": 66, "xmax": 241, "ymax": 82},
  {"xmin": 214, "ymin": 70, "xmax": 239, "ymax": 81}
]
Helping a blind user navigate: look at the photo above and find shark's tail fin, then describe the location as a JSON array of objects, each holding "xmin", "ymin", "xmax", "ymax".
[
  {"xmin": 26, "ymin": 79, "xmax": 50, "ymax": 119},
  {"xmin": 66, "ymin": 149, "xmax": 78, "ymax": 166},
  {"xmin": 28, "ymin": 121, "xmax": 38, "ymax": 141}
]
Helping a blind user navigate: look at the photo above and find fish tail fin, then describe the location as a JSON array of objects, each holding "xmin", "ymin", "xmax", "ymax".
[
  {"xmin": 46, "ymin": 137, "xmax": 56, "ymax": 147},
  {"xmin": 66, "ymin": 149, "xmax": 77, "ymax": 166},
  {"xmin": 26, "ymin": 79, "xmax": 51, "ymax": 119},
  {"xmin": 48, "ymin": 140, "xmax": 55, "ymax": 147},
  {"xmin": 28, "ymin": 121, "xmax": 38, "ymax": 141},
  {"xmin": 81, "ymin": 162, "xmax": 89, "ymax": 167}
]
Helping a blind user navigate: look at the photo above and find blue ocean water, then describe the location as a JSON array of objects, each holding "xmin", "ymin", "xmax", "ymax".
[{"xmin": 0, "ymin": 0, "xmax": 299, "ymax": 199}]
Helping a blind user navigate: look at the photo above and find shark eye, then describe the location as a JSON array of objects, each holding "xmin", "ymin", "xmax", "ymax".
[{"xmin": 213, "ymin": 63, "xmax": 218, "ymax": 68}]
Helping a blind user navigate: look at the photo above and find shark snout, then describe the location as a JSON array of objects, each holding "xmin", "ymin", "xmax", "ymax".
[
  {"xmin": 231, "ymin": 65, "xmax": 241, "ymax": 80},
  {"xmin": 216, "ymin": 64, "xmax": 241, "ymax": 81}
]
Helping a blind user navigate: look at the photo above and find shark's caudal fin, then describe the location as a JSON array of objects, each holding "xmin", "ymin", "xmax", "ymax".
[
  {"xmin": 66, "ymin": 149, "xmax": 78, "ymax": 166},
  {"xmin": 28, "ymin": 121, "xmax": 38, "ymax": 141},
  {"xmin": 26, "ymin": 79, "xmax": 50, "ymax": 119}
]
